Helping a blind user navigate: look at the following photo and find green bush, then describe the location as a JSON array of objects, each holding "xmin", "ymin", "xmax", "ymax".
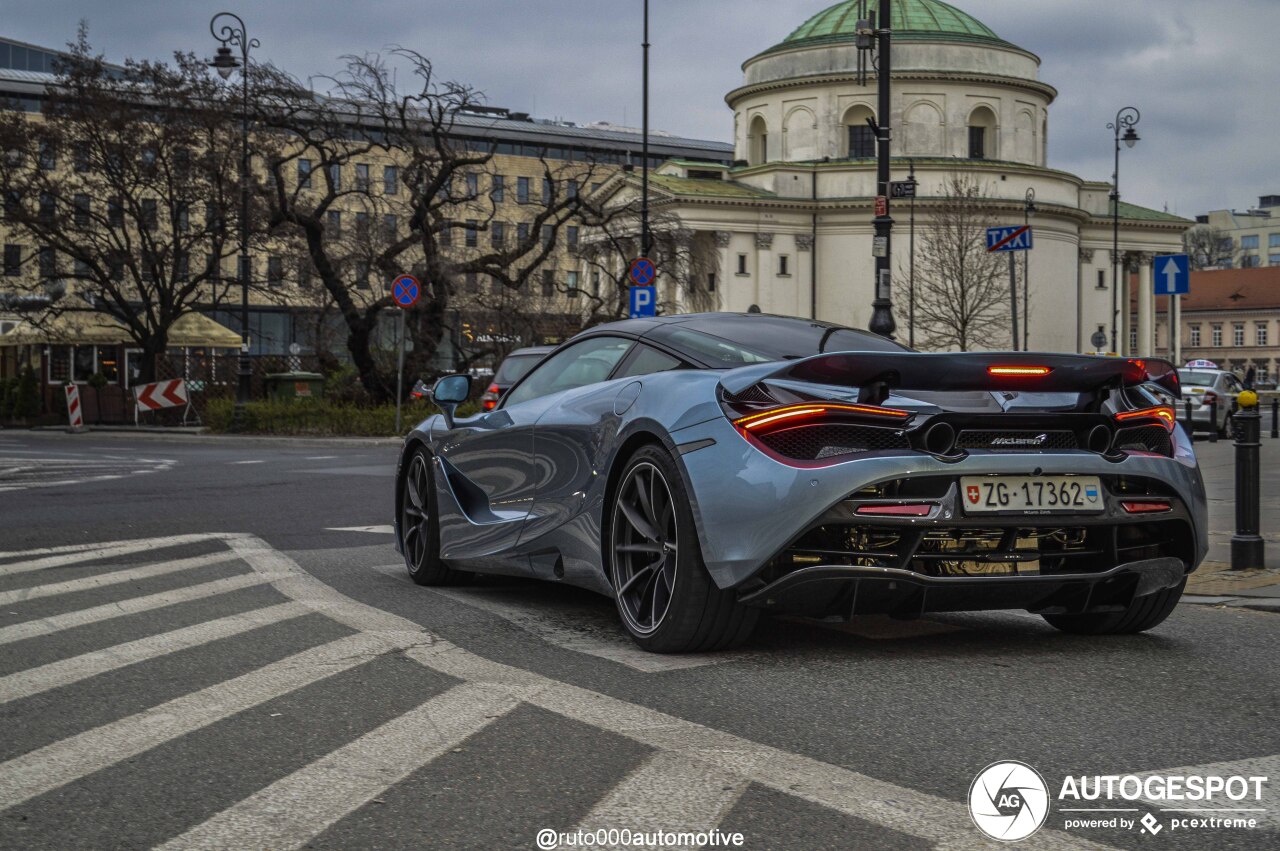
[
  {"xmin": 11, "ymin": 367, "xmax": 40, "ymax": 420},
  {"xmin": 203, "ymin": 398, "xmax": 481, "ymax": 436}
]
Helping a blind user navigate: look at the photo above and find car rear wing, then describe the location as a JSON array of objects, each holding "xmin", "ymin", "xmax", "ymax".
[{"xmin": 721, "ymin": 352, "xmax": 1181, "ymax": 399}]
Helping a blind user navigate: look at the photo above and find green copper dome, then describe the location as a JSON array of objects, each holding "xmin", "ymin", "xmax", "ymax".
[{"xmin": 777, "ymin": 0, "xmax": 1012, "ymax": 51}]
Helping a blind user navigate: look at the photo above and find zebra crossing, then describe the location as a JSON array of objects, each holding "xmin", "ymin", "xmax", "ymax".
[
  {"xmin": 0, "ymin": 451, "xmax": 175, "ymax": 493},
  {"xmin": 0, "ymin": 533, "xmax": 1166, "ymax": 849}
]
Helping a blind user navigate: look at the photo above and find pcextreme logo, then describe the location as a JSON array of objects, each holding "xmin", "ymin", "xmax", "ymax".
[{"xmin": 968, "ymin": 761, "xmax": 1051, "ymax": 842}]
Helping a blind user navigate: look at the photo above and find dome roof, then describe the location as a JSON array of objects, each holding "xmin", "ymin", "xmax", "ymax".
[{"xmin": 774, "ymin": 0, "xmax": 1013, "ymax": 53}]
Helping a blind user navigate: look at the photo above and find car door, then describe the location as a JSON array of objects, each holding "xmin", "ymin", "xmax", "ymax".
[{"xmin": 436, "ymin": 336, "xmax": 634, "ymax": 559}]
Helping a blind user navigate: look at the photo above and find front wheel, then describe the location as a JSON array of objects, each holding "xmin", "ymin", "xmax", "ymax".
[
  {"xmin": 609, "ymin": 445, "xmax": 757, "ymax": 653},
  {"xmin": 1042, "ymin": 578, "xmax": 1186, "ymax": 635},
  {"xmin": 400, "ymin": 449, "xmax": 469, "ymax": 586}
]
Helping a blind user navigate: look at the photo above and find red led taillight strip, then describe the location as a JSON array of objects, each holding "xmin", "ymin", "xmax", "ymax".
[
  {"xmin": 987, "ymin": 365, "xmax": 1053, "ymax": 377},
  {"xmin": 1121, "ymin": 500, "xmax": 1171, "ymax": 514},
  {"xmin": 855, "ymin": 503, "xmax": 934, "ymax": 517},
  {"xmin": 1115, "ymin": 405, "xmax": 1176, "ymax": 434},
  {"xmin": 733, "ymin": 402, "xmax": 911, "ymax": 432}
]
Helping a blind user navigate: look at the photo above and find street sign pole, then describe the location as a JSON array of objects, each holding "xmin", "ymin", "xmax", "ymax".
[
  {"xmin": 395, "ymin": 308, "xmax": 405, "ymax": 434},
  {"xmin": 1008, "ymin": 252, "xmax": 1019, "ymax": 351},
  {"xmin": 390, "ymin": 274, "xmax": 422, "ymax": 434}
]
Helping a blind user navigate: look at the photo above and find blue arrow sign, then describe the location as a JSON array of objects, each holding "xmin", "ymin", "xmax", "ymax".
[
  {"xmin": 1154, "ymin": 254, "xmax": 1190, "ymax": 295},
  {"xmin": 629, "ymin": 285, "xmax": 656, "ymax": 318},
  {"xmin": 986, "ymin": 225, "xmax": 1033, "ymax": 252},
  {"xmin": 392, "ymin": 275, "xmax": 420, "ymax": 308}
]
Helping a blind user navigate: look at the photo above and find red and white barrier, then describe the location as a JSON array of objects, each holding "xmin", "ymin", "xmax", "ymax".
[
  {"xmin": 64, "ymin": 384, "xmax": 83, "ymax": 429},
  {"xmin": 134, "ymin": 379, "xmax": 191, "ymax": 425}
]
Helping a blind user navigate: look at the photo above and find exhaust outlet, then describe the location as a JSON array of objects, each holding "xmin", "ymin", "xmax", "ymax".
[
  {"xmin": 924, "ymin": 422, "xmax": 957, "ymax": 456},
  {"xmin": 1087, "ymin": 424, "xmax": 1113, "ymax": 454}
]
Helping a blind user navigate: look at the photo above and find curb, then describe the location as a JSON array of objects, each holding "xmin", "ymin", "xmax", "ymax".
[{"xmin": 14, "ymin": 425, "xmax": 402, "ymax": 447}]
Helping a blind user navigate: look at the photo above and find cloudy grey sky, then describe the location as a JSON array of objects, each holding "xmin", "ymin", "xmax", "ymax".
[{"xmin": 7, "ymin": 1, "xmax": 1276, "ymax": 217}]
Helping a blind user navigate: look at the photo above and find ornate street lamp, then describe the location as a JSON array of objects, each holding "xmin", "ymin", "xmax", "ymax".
[
  {"xmin": 1107, "ymin": 106, "xmax": 1140, "ymax": 353},
  {"xmin": 208, "ymin": 12, "xmax": 259, "ymax": 426}
]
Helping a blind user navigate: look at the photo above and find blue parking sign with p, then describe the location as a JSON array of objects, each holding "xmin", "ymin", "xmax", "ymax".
[{"xmin": 630, "ymin": 285, "xmax": 656, "ymax": 318}]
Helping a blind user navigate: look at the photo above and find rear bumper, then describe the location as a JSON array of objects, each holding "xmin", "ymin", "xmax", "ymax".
[{"xmin": 738, "ymin": 557, "xmax": 1186, "ymax": 619}]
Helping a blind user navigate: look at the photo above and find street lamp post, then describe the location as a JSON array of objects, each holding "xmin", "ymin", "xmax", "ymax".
[
  {"xmin": 209, "ymin": 12, "xmax": 259, "ymax": 427},
  {"xmin": 866, "ymin": 0, "xmax": 895, "ymax": 339},
  {"xmin": 1107, "ymin": 106, "xmax": 1140, "ymax": 354},
  {"xmin": 1023, "ymin": 187, "xmax": 1036, "ymax": 351},
  {"xmin": 907, "ymin": 159, "xmax": 918, "ymax": 349}
]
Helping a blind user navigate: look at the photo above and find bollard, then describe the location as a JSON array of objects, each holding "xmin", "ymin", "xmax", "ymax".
[
  {"xmin": 1272, "ymin": 397, "xmax": 1278, "ymax": 440},
  {"xmin": 1209, "ymin": 397, "xmax": 1219, "ymax": 442},
  {"xmin": 1231, "ymin": 391, "xmax": 1265, "ymax": 570},
  {"xmin": 1184, "ymin": 398, "xmax": 1195, "ymax": 442}
]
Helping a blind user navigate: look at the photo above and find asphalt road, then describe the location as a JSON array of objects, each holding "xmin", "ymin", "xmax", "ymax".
[{"xmin": 1, "ymin": 429, "xmax": 1277, "ymax": 850}]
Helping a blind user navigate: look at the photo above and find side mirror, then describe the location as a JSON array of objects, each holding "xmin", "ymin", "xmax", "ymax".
[{"xmin": 430, "ymin": 374, "xmax": 471, "ymax": 428}]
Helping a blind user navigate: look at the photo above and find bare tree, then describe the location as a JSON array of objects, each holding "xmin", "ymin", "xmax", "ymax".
[
  {"xmin": 1183, "ymin": 224, "xmax": 1242, "ymax": 270},
  {"xmin": 250, "ymin": 49, "xmax": 618, "ymax": 400},
  {"xmin": 910, "ymin": 174, "xmax": 1013, "ymax": 351},
  {"xmin": 0, "ymin": 28, "xmax": 245, "ymax": 381}
]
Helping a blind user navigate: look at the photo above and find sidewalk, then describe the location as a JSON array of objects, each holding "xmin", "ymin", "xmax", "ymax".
[{"xmin": 1185, "ymin": 561, "xmax": 1280, "ymax": 612}]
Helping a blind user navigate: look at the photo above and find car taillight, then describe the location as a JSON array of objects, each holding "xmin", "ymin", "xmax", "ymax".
[
  {"xmin": 733, "ymin": 402, "xmax": 911, "ymax": 432},
  {"xmin": 855, "ymin": 503, "xmax": 934, "ymax": 517},
  {"xmin": 1114, "ymin": 405, "xmax": 1176, "ymax": 434},
  {"xmin": 727, "ymin": 401, "xmax": 914, "ymax": 466},
  {"xmin": 1121, "ymin": 500, "xmax": 1171, "ymax": 514},
  {"xmin": 1201, "ymin": 391, "xmax": 1218, "ymax": 406},
  {"xmin": 481, "ymin": 383, "xmax": 500, "ymax": 412},
  {"xmin": 987, "ymin": 365, "xmax": 1053, "ymax": 377}
]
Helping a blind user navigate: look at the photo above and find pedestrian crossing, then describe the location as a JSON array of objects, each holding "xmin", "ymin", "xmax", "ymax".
[
  {"xmin": 0, "ymin": 453, "xmax": 175, "ymax": 493},
  {"xmin": 0, "ymin": 533, "xmax": 1261, "ymax": 849}
]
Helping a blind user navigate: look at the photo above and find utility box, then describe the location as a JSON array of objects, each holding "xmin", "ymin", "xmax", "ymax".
[{"xmin": 264, "ymin": 371, "xmax": 324, "ymax": 401}]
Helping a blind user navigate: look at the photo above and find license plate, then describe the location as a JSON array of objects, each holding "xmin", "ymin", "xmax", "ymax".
[{"xmin": 961, "ymin": 475, "xmax": 1104, "ymax": 514}]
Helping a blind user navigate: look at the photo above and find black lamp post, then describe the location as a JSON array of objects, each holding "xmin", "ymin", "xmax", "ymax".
[
  {"xmin": 209, "ymin": 12, "xmax": 258, "ymax": 426},
  {"xmin": 1023, "ymin": 187, "xmax": 1036, "ymax": 351},
  {"xmin": 1107, "ymin": 106, "xmax": 1140, "ymax": 353},
  {"xmin": 864, "ymin": 0, "xmax": 895, "ymax": 339}
]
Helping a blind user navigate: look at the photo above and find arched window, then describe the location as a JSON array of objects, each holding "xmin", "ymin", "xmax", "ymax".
[
  {"xmin": 748, "ymin": 116, "xmax": 769, "ymax": 166},
  {"xmin": 968, "ymin": 106, "xmax": 998, "ymax": 160},
  {"xmin": 843, "ymin": 105, "xmax": 876, "ymax": 159}
]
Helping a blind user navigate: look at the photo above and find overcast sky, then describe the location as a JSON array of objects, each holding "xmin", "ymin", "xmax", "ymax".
[{"xmin": 7, "ymin": 1, "xmax": 1276, "ymax": 217}]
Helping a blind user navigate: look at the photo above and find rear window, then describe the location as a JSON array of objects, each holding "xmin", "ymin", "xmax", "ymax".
[
  {"xmin": 652, "ymin": 323, "xmax": 905, "ymax": 368},
  {"xmin": 494, "ymin": 353, "xmax": 543, "ymax": 384},
  {"xmin": 1177, "ymin": 370, "xmax": 1218, "ymax": 387}
]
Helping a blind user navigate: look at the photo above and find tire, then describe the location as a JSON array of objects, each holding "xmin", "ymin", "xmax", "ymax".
[
  {"xmin": 608, "ymin": 445, "xmax": 758, "ymax": 653},
  {"xmin": 1042, "ymin": 578, "xmax": 1186, "ymax": 635},
  {"xmin": 400, "ymin": 448, "xmax": 469, "ymax": 586}
]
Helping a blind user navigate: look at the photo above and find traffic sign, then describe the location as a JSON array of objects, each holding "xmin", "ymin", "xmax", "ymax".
[
  {"xmin": 874, "ymin": 195, "xmax": 888, "ymax": 217},
  {"xmin": 890, "ymin": 180, "xmax": 916, "ymax": 199},
  {"xmin": 1090, "ymin": 330, "xmax": 1108, "ymax": 351},
  {"xmin": 629, "ymin": 285, "xmax": 656, "ymax": 318},
  {"xmin": 628, "ymin": 257, "xmax": 656, "ymax": 287},
  {"xmin": 392, "ymin": 275, "xmax": 420, "ymax": 309},
  {"xmin": 986, "ymin": 225, "xmax": 1033, "ymax": 252},
  {"xmin": 1154, "ymin": 254, "xmax": 1190, "ymax": 295}
]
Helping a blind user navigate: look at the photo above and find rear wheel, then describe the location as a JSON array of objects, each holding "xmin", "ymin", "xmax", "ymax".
[
  {"xmin": 400, "ymin": 449, "xmax": 469, "ymax": 586},
  {"xmin": 609, "ymin": 445, "xmax": 758, "ymax": 653},
  {"xmin": 1042, "ymin": 578, "xmax": 1186, "ymax": 635}
]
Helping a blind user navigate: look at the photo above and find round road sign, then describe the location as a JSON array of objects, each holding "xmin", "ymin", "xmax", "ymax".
[
  {"xmin": 392, "ymin": 275, "xmax": 420, "ymax": 309},
  {"xmin": 628, "ymin": 257, "xmax": 656, "ymax": 287}
]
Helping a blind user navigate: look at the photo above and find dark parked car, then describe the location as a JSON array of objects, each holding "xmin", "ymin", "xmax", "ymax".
[{"xmin": 480, "ymin": 346, "xmax": 554, "ymax": 411}]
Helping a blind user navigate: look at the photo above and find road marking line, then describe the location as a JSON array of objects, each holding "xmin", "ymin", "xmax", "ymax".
[
  {"xmin": 0, "ymin": 601, "xmax": 310, "ymax": 703},
  {"xmin": 153, "ymin": 682, "xmax": 516, "ymax": 851},
  {"xmin": 306, "ymin": 456, "xmax": 339, "ymax": 460},
  {"xmin": 1133, "ymin": 755, "xmax": 1280, "ymax": 829},
  {"xmin": 0, "ymin": 552, "xmax": 239, "ymax": 606},
  {"xmin": 327, "ymin": 525, "xmax": 395, "ymax": 534},
  {"xmin": 0, "ymin": 630, "xmax": 429, "ymax": 810},
  {"xmin": 223, "ymin": 536, "xmax": 1105, "ymax": 850},
  {"xmin": 0, "ymin": 571, "xmax": 290, "ymax": 646},
  {"xmin": 0, "ymin": 533, "xmax": 237, "ymax": 575},
  {"xmin": 575, "ymin": 751, "xmax": 747, "ymax": 845},
  {"xmin": 370, "ymin": 564, "xmax": 731, "ymax": 673},
  {"xmin": 230, "ymin": 460, "xmax": 265, "ymax": 465}
]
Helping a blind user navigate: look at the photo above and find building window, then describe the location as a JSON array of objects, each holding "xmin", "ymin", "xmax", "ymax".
[
  {"xmin": 107, "ymin": 198, "xmax": 123, "ymax": 228},
  {"xmin": 465, "ymin": 219, "xmax": 478, "ymax": 247},
  {"xmin": 1212, "ymin": 326, "xmax": 1223, "ymax": 347},
  {"xmin": 74, "ymin": 257, "xmax": 91, "ymax": 278},
  {"xmin": 1234, "ymin": 324, "xmax": 1246, "ymax": 347},
  {"xmin": 384, "ymin": 214, "xmax": 397, "ymax": 238},
  {"xmin": 1096, "ymin": 269, "xmax": 1106, "ymax": 289},
  {"xmin": 707, "ymin": 272, "xmax": 716, "ymax": 292},
  {"xmin": 592, "ymin": 271, "xmax": 601, "ymax": 296},
  {"xmin": 49, "ymin": 346, "xmax": 70, "ymax": 383},
  {"xmin": 3, "ymin": 244, "xmax": 21, "ymax": 276},
  {"xmin": 1270, "ymin": 233, "xmax": 1280, "ymax": 249},
  {"xmin": 517, "ymin": 177, "xmax": 530, "ymax": 204},
  {"xmin": 297, "ymin": 259, "xmax": 313, "ymax": 289},
  {"xmin": 1189, "ymin": 325, "xmax": 1201, "ymax": 347},
  {"xmin": 465, "ymin": 271, "xmax": 478, "ymax": 292},
  {"xmin": 778, "ymin": 255, "xmax": 790, "ymax": 276},
  {"xmin": 355, "ymin": 260, "xmax": 370, "ymax": 290},
  {"xmin": 542, "ymin": 178, "xmax": 553, "ymax": 205},
  {"xmin": 355, "ymin": 212, "xmax": 370, "ymax": 239},
  {"xmin": 541, "ymin": 269, "xmax": 555, "ymax": 297},
  {"xmin": 541, "ymin": 224, "xmax": 553, "ymax": 247},
  {"xmin": 517, "ymin": 222, "xmax": 530, "ymax": 243},
  {"xmin": 73, "ymin": 345, "xmax": 96, "ymax": 382},
  {"xmin": 328, "ymin": 163, "xmax": 341, "ymax": 190},
  {"xmin": 567, "ymin": 226, "xmax": 579, "ymax": 249},
  {"xmin": 383, "ymin": 166, "xmax": 398, "ymax": 195},
  {"xmin": 491, "ymin": 175, "xmax": 505, "ymax": 203},
  {"xmin": 491, "ymin": 221, "xmax": 506, "ymax": 247},
  {"xmin": 268, "ymin": 255, "xmax": 284, "ymax": 287},
  {"xmin": 1242, "ymin": 254, "xmax": 1261, "ymax": 268},
  {"xmin": 736, "ymin": 254, "xmax": 748, "ymax": 275},
  {"xmin": 1269, "ymin": 254, "xmax": 1280, "ymax": 266},
  {"xmin": 1241, "ymin": 235, "xmax": 1260, "ymax": 250},
  {"xmin": 108, "ymin": 252, "xmax": 125, "ymax": 281},
  {"xmin": 73, "ymin": 194, "xmax": 91, "ymax": 228},
  {"xmin": 38, "ymin": 192, "xmax": 55, "ymax": 223},
  {"xmin": 1257, "ymin": 323, "xmax": 1269, "ymax": 347},
  {"xmin": 1129, "ymin": 328, "xmax": 1137, "ymax": 353},
  {"xmin": 440, "ymin": 220, "xmax": 453, "ymax": 247},
  {"xmin": 355, "ymin": 163, "xmax": 370, "ymax": 193},
  {"xmin": 141, "ymin": 199, "xmax": 157, "ymax": 231},
  {"xmin": 38, "ymin": 246, "xmax": 57, "ymax": 278},
  {"xmin": 175, "ymin": 202, "xmax": 189, "ymax": 232},
  {"xmin": 326, "ymin": 210, "xmax": 341, "ymax": 237},
  {"xmin": 297, "ymin": 159, "xmax": 312, "ymax": 189},
  {"xmin": 175, "ymin": 253, "xmax": 189, "ymax": 281},
  {"xmin": 3, "ymin": 190, "xmax": 19, "ymax": 219},
  {"xmin": 566, "ymin": 270, "xmax": 579, "ymax": 297},
  {"xmin": 37, "ymin": 140, "xmax": 55, "ymax": 170},
  {"xmin": 73, "ymin": 142, "xmax": 89, "ymax": 173},
  {"xmin": 567, "ymin": 180, "xmax": 578, "ymax": 199},
  {"xmin": 465, "ymin": 173, "xmax": 479, "ymax": 198},
  {"xmin": 969, "ymin": 126, "xmax": 986, "ymax": 159},
  {"xmin": 848, "ymin": 124, "xmax": 875, "ymax": 158}
]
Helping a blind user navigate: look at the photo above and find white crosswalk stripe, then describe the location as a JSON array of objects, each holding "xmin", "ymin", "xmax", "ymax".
[
  {"xmin": 0, "ymin": 533, "xmax": 235, "ymax": 576},
  {"xmin": 0, "ymin": 601, "xmax": 310, "ymax": 703},
  {"xmin": 0, "ymin": 551, "xmax": 235, "ymax": 606}
]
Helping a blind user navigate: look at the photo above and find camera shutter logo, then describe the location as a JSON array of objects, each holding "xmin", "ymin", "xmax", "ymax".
[{"xmin": 968, "ymin": 761, "xmax": 1050, "ymax": 841}]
